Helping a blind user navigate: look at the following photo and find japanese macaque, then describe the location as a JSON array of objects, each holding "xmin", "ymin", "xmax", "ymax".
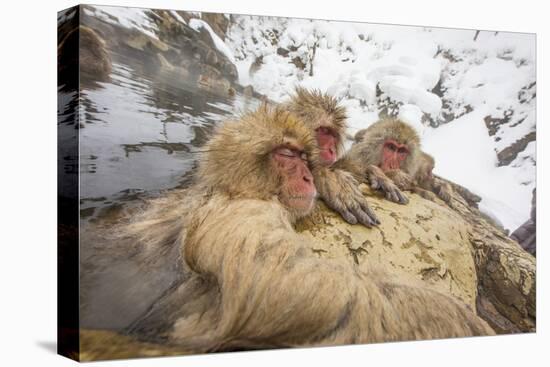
[
  {"xmin": 349, "ymin": 119, "xmax": 458, "ymax": 205},
  {"xmin": 128, "ymin": 105, "xmax": 494, "ymax": 352},
  {"xmin": 284, "ymin": 87, "xmax": 379, "ymax": 227},
  {"xmin": 342, "ymin": 118, "xmax": 420, "ymax": 204}
]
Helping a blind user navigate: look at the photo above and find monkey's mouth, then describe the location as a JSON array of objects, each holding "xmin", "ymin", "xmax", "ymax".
[
  {"xmin": 283, "ymin": 193, "xmax": 317, "ymax": 213},
  {"xmin": 287, "ymin": 194, "xmax": 317, "ymax": 200}
]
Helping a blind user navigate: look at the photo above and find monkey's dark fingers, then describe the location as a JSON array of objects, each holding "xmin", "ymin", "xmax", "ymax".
[
  {"xmin": 354, "ymin": 206, "xmax": 379, "ymax": 227},
  {"xmin": 385, "ymin": 187, "xmax": 408, "ymax": 205},
  {"xmin": 396, "ymin": 189, "xmax": 409, "ymax": 204},
  {"xmin": 352, "ymin": 198, "xmax": 380, "ymax": 226},
  {"xmin": 378, "ymin": 180, "xmax": 407, "ymax": 204},
  {"xmin": 340, "ymin": 210, "xmax": 358, "ymax": 225},
  {"xmin": 339, "ymin": 204, "xmax": 376, "ymax": 227},
  {"xmin": 359, "ymin": 202, "xmax": 381, "ymax": 226},
  {"xmin": 369, "ymin": 177, "xmax": 382, "ymax": 190}
]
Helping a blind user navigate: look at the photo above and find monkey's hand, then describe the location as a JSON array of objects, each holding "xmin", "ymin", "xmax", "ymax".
[
  {"xmin": 385, "ymin": 169, "xmax": 414, "ymax": 191},
  {"xmin": 315, "ymin": 168, "xmax": 380, "ymax": 227},
  {"xmin": 436, "ymin": 182, "xmax": 454, "ymax": 203},
  {"xmin": 365, "ymin": 165, "xmax": 408, "ymax": 204}
]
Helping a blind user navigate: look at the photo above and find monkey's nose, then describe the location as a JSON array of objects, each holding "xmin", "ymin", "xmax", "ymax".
[{"xmin": 303, "ymin": 174, "xmax": 312, "ymax": 183}]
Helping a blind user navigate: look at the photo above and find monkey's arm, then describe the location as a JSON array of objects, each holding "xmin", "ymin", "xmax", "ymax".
[
  {"xmin": 184, "ymin": 198, "xmax": 376, "ymax": 348},
  {"xmin": 384, "ymin": 169, "xmax": 415, "ymax": 191},
  {"xmin": 412, "ymin": 187, "xmax": 438, "ymax": 202},
  {"xmin": 183, "ymin": 198, "xmax": 493, "ymax": 349},
  {"xmin": 314, "ymin": 167, "xmax": 380, "ymax": 227},
  {"xmin": 412, "ymin": 177, "xmax": 453, "ymax": 204},
  {"xmin": 433, "ymin": 179, "xmax": 453, "ymax": 203},
  {"xmin": 434, "ymin": 175, "xmax": 481, "ymax": 207}
]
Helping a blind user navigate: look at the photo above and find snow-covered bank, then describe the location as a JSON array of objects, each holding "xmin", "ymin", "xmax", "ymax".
[
  {"xmin": 226, "ymin": 16, "xmax": 536, "ymax": 231},
  {"xmin": 422, "ymin": 108, "xmax": 534, "ymax": 231}
]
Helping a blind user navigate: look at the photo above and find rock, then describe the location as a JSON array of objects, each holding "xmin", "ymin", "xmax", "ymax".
[
  {"xmin": 79, "ymin": 329, "xmax": 187, "ymax": 361},
  {"xmin": 249, "ymin": 55, "xmax": 264, "ymax": 75},
  {"xmin": 277, "ymin": 47, "xmax": 290, "ymax": 57},
  {"xmin": 484, "ymin": 111, "xmax": 513, "ymax": 137},
  {"xmin": 452, "ymin": 189, "xmax": 536, "ymax": 333},
  {"xmin": 197, "ymin": 73, "xmax": 232, "ymax": 96},
  {"xmin": 125, "ymin": 32, "xmax": 169, "ymax": 52},
  {"xmin": 511, "ymin": 188, "xmax": 536, "ymax": 256},
  {"xmin": 297, "ymin": 185, "xmax": 478, "ymax": 309},
  {"xmin": 80, "ymin": 5, "xmax": 239, "ymax": 90},
  {"xmin": 201, "ymin": 13, "xmax": 230, "ymax": 40},
  {"xmin": 497, "ymin": 131, "xmax": 536, "ymax": 166},
  {"xmin": 297, "ymin": 184, "xmax": 536, "ymax": 333}
]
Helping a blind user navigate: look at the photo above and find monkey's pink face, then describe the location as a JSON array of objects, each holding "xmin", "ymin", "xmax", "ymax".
[
  {"xmin": 272, "ymin": 146, "xmax": 316, "ymax": 215},
  {"xmin": 380, "ymin": 139, "xmax": 409, "ymax": 171},
  {"xmin": 315, "ymin": 127, "xmax": 338, "ymax": 166}
]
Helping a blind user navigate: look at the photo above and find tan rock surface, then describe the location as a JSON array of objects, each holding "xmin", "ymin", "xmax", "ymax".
[
  {"xmin": 297, "ymin": 185, "xmax": 478, "ymax": 309},
  {"xmin": 297, "ymin": 184, "xmax": 536, "ymax": 333}
]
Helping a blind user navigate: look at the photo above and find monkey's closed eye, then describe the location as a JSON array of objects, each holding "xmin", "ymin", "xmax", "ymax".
[
  {"xmin": 317, "ymin": 126, "xmax": 336, "ymax": 137},
  {"xmin": 277, "ymin": 148, "xmax": 297, "ymax": 157}
]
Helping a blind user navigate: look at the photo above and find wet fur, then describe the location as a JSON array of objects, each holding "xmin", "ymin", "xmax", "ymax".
[{"xmin": 128, "ymin": 106, "xmax": 494, "ymax": 352}]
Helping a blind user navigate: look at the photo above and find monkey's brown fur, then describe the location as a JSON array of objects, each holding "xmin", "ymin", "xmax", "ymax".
[
  {"xmin": 284, "ymin": 88, "xmax": 379, "ymax": 227},
  {"xmin": 128, "ymin": 105, "xmax": 494, "ymax": 352},
  {"xmin": 384, "ymin": 151, "xmax": 454, "ymax": 204}
]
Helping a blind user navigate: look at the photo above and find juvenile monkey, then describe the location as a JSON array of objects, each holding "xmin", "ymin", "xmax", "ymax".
[
  {"xmin": 129, "ymin": 105, "xmax": 494, "ymax": 352},
  {"xmin": 284, "ymin": 87, "xmax": 379, "ymax": 227},
  {"xmin": 412, "ymin": 151, "xmax": 454, "ymax": 203}
]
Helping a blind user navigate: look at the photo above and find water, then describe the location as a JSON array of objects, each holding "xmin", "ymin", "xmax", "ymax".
[
  {"xmin": 74, "ymin": 52, "xmax": 259, "ymax": 223},
  {"xmin": 58, "ymin": 46, "xmax": 260, "ymax": 330}
]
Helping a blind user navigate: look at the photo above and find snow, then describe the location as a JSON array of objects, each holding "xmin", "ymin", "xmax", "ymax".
[
  {"xmin": 422, "ymin": 108, "xmax": 534, "ymax": 231},
  {"xmin": 225, "ymin": 16, "xmax": 535, "ymax": 231},
  {"xmin": 398, "ymin": 104, "xmax": 425, "ymax": 135},
  {"xmin": 169, "ymin": 10, "xmax": 187, "ymax": 25},
  {"xmin": 378, "ymin": 75, "xmax": 442, "ymax": 115},
  {"xmin": 189, "ymin": 18, "xmax": 235, "ymax": 63}
]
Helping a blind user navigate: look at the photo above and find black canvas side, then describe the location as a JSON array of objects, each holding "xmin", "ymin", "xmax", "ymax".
[{"xmin": 57, "ymin": 5, "xmax": 81, "ymax": 362}]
